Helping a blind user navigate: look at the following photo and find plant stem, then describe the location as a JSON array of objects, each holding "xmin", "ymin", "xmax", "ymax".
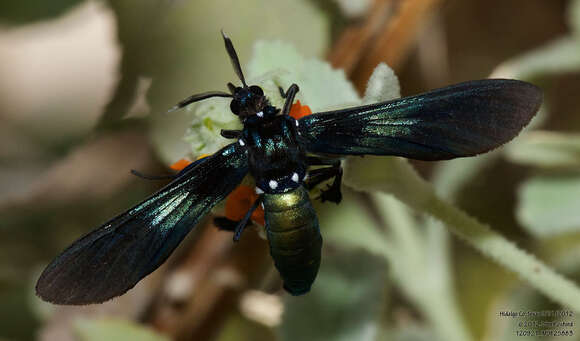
[
  {"xmin": 373, "ymin": 193, "xmax": 473, "ymax": 341},
  {"xmin": 344, "ymin": 156, "xmax": 580, "ymax": 312}
]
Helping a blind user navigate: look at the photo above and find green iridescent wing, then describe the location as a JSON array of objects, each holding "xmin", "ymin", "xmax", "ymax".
[
  {"xmin": 36, "ymin": 143, "xmax": 248, "ymax": 305},
  {"xmin": 298, "ymin": 79, "xmax": 542, "ymax": 160}
]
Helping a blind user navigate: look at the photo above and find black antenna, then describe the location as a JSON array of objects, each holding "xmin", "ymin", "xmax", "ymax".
[
  {"xmin": 130, "ymin": 169, "xmax": 176, "ymax": 181},
  {"xmin": 227, "ymin": 82, "xmax": 237, "ymax": 94},
  {"xmin": 167, "ymin": 91, "xmax": 232, "ymax": 113},
  {"xmin": 221, "ymin": 30, "xmax": 247, "ymax": 87}
]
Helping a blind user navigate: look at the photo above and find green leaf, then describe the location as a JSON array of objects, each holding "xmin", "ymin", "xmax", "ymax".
[
  {"xmin": 517, "ymin": 175, "xmax": 580, "ymax": 237},
  {"xmin": 74, "ymin": 318, "xmax": 170, "ymax": 341},
  {"xmin": 0, "ymin": 0, "xmax": 84, "ymax": 25},
  {"xmin": 505, "ymin": 131, "xmax": 580, "ymax": 169}
]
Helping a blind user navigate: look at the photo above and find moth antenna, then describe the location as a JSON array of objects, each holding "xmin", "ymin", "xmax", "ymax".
[
  {"xmin": 130, "ymin": 169, "xmax": 176, "ymax": 181},
  {"xmin": 167, "ymin": 91, "xmax": 232, "ymax": 113},
  {"xmin": 227, "ymin": 82, "xmax": 237, "ymax": 94},
  {"xmin": 221, "ymin": 30, "xmax": 247, "ymax": 88}
]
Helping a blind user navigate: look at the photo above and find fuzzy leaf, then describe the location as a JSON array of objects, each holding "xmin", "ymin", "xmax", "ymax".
[
  {"xmin": 74, "ymin": 318, "xmax": 169, "ymax": 341},
  {"xmin": 344, "ymin": 154, "xmax": 580, "ymax": 312},
  {"xmin": 362, "ymin": 63, "xmax": 401, "ymax": 104},
  {"xmin": 247, "ymin": 40, "xmax": 360, "ymax": 111},
  {"xmin": 318, "ymin": 194, "xmax": 388, "ymax": 254},
  {"xmin": 490, "ymin": 37, "xmax": 580, "ymax": 79},
  {"xmin": 505, "ymin": 131, "xmax": 580, "ymax": 169},
  {"xmin": 517, "ymin": 175, "xmax": 580, "ymax": 237},
  {"xmin": 184, "ymin": 40, "xmax": 360, "ymax": 158}
]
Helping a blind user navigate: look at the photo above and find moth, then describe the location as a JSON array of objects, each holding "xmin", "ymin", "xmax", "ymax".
[{"xmin": 36, "ymin": 32, "xmax": 542, "ymax": 304}]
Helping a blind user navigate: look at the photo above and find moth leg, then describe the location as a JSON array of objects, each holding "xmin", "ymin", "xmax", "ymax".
[
  {"xmin": 278, "ymin": 85, "xmax": 291, "ymax": 98},
  {"xmin": 306, "ymin": 156, "xmax": 343, "ymax": 204},
  {"xmin": 220, "ymin": 129, "xmax": 242, "ymax": 139},
  {"xmin": 213, "ymin": 216, "xmax": 239, "ymax": 231},
  {"xmin": 279, "ymin": 84, "xmax": 300, "ymax": 116},
  {"xmin": 306, "ymin": 167, "xmax": 343, "ymax": 204},
  {"xmin": 227, "ymin": 82, "xmax": 237, "ymax": 94},
  {"xmin": 213, "ymin": 195, "xmax": 263, "ymax": 242}
]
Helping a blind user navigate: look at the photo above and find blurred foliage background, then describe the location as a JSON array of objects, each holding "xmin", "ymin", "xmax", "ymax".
[{"xmin": 1, "ymin": 0, "xmax": 580, "ymax": 340}]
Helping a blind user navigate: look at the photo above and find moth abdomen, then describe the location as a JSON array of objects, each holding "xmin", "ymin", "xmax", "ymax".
[{"xmin": 264, "ymin": 186, "xmax": 322, "ymax": 295}]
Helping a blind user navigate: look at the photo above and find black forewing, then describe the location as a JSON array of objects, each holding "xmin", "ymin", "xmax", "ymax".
[
  {"xmin": 36, "ymin": 142, "xmax": 248, "ymax": 305},
  {"xmin": 299, "ymin": 79, "xmax": 542, "ymax": 160}
]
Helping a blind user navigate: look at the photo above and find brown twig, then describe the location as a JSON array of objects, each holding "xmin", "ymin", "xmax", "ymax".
[
  {"xmin": 330, "ymin": 0, "xmax": 446, "ymax": 92},
  {"xmin": 146, "ymin": 222, "xmax": 271, "ymax": 340},
  {"xmin": 327, "ymin": 0, "xmax": 396, "ymax": 75}
]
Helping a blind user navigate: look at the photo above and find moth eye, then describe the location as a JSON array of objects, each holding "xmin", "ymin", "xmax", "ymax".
[
  {"xmin": 230, "ymin": 101, "xmax": 240, "ymax": 115},
  {"xmin": 249, "ymin": 85, "xmax": 264, "ymax": 96}
]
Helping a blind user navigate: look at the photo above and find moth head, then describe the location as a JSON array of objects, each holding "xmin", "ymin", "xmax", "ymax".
[{"xmin": 229, "ymin": 85, "xmax": 268, "ymax": 117}]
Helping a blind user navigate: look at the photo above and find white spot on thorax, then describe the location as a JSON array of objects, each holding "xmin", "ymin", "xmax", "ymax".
[
  {"xmin": 256, "ymin": 111, "xmax": 264, "ymax": 118},
  {"xmin": 239, "ymin": 139, "xmax": 245, "ymax": 146},
  {"xmin": 295, "ymin": 120, "xmax": 299, "ymax": 127},
  {"xmin": 269, "ymin": 180, "xmax": 278, "ymax": 189},
  {"xmin": 291, "ymin": 172, "xmax": 299, "ymax": 183}
]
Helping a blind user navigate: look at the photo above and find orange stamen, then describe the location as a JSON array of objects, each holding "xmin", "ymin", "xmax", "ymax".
[
  {"xmin": 225, "ymin": 185, "xmax": 265, "ymax": 226},
  {"xmin": 170, "ymin": 158, "xmax": 192, "ymax": 171},
  {"xmin": 289, "ymin": 100, "xmax": 312, "ymax": 120},
  {"xmin": 170, "ymin": 154, "xmax": 211, "ymax": 171}
]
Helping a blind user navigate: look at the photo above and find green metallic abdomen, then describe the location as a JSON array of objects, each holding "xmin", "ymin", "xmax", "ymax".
[{"xmin": 263, "ymin": 186, "xmax": 322, "ymax": 295}]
